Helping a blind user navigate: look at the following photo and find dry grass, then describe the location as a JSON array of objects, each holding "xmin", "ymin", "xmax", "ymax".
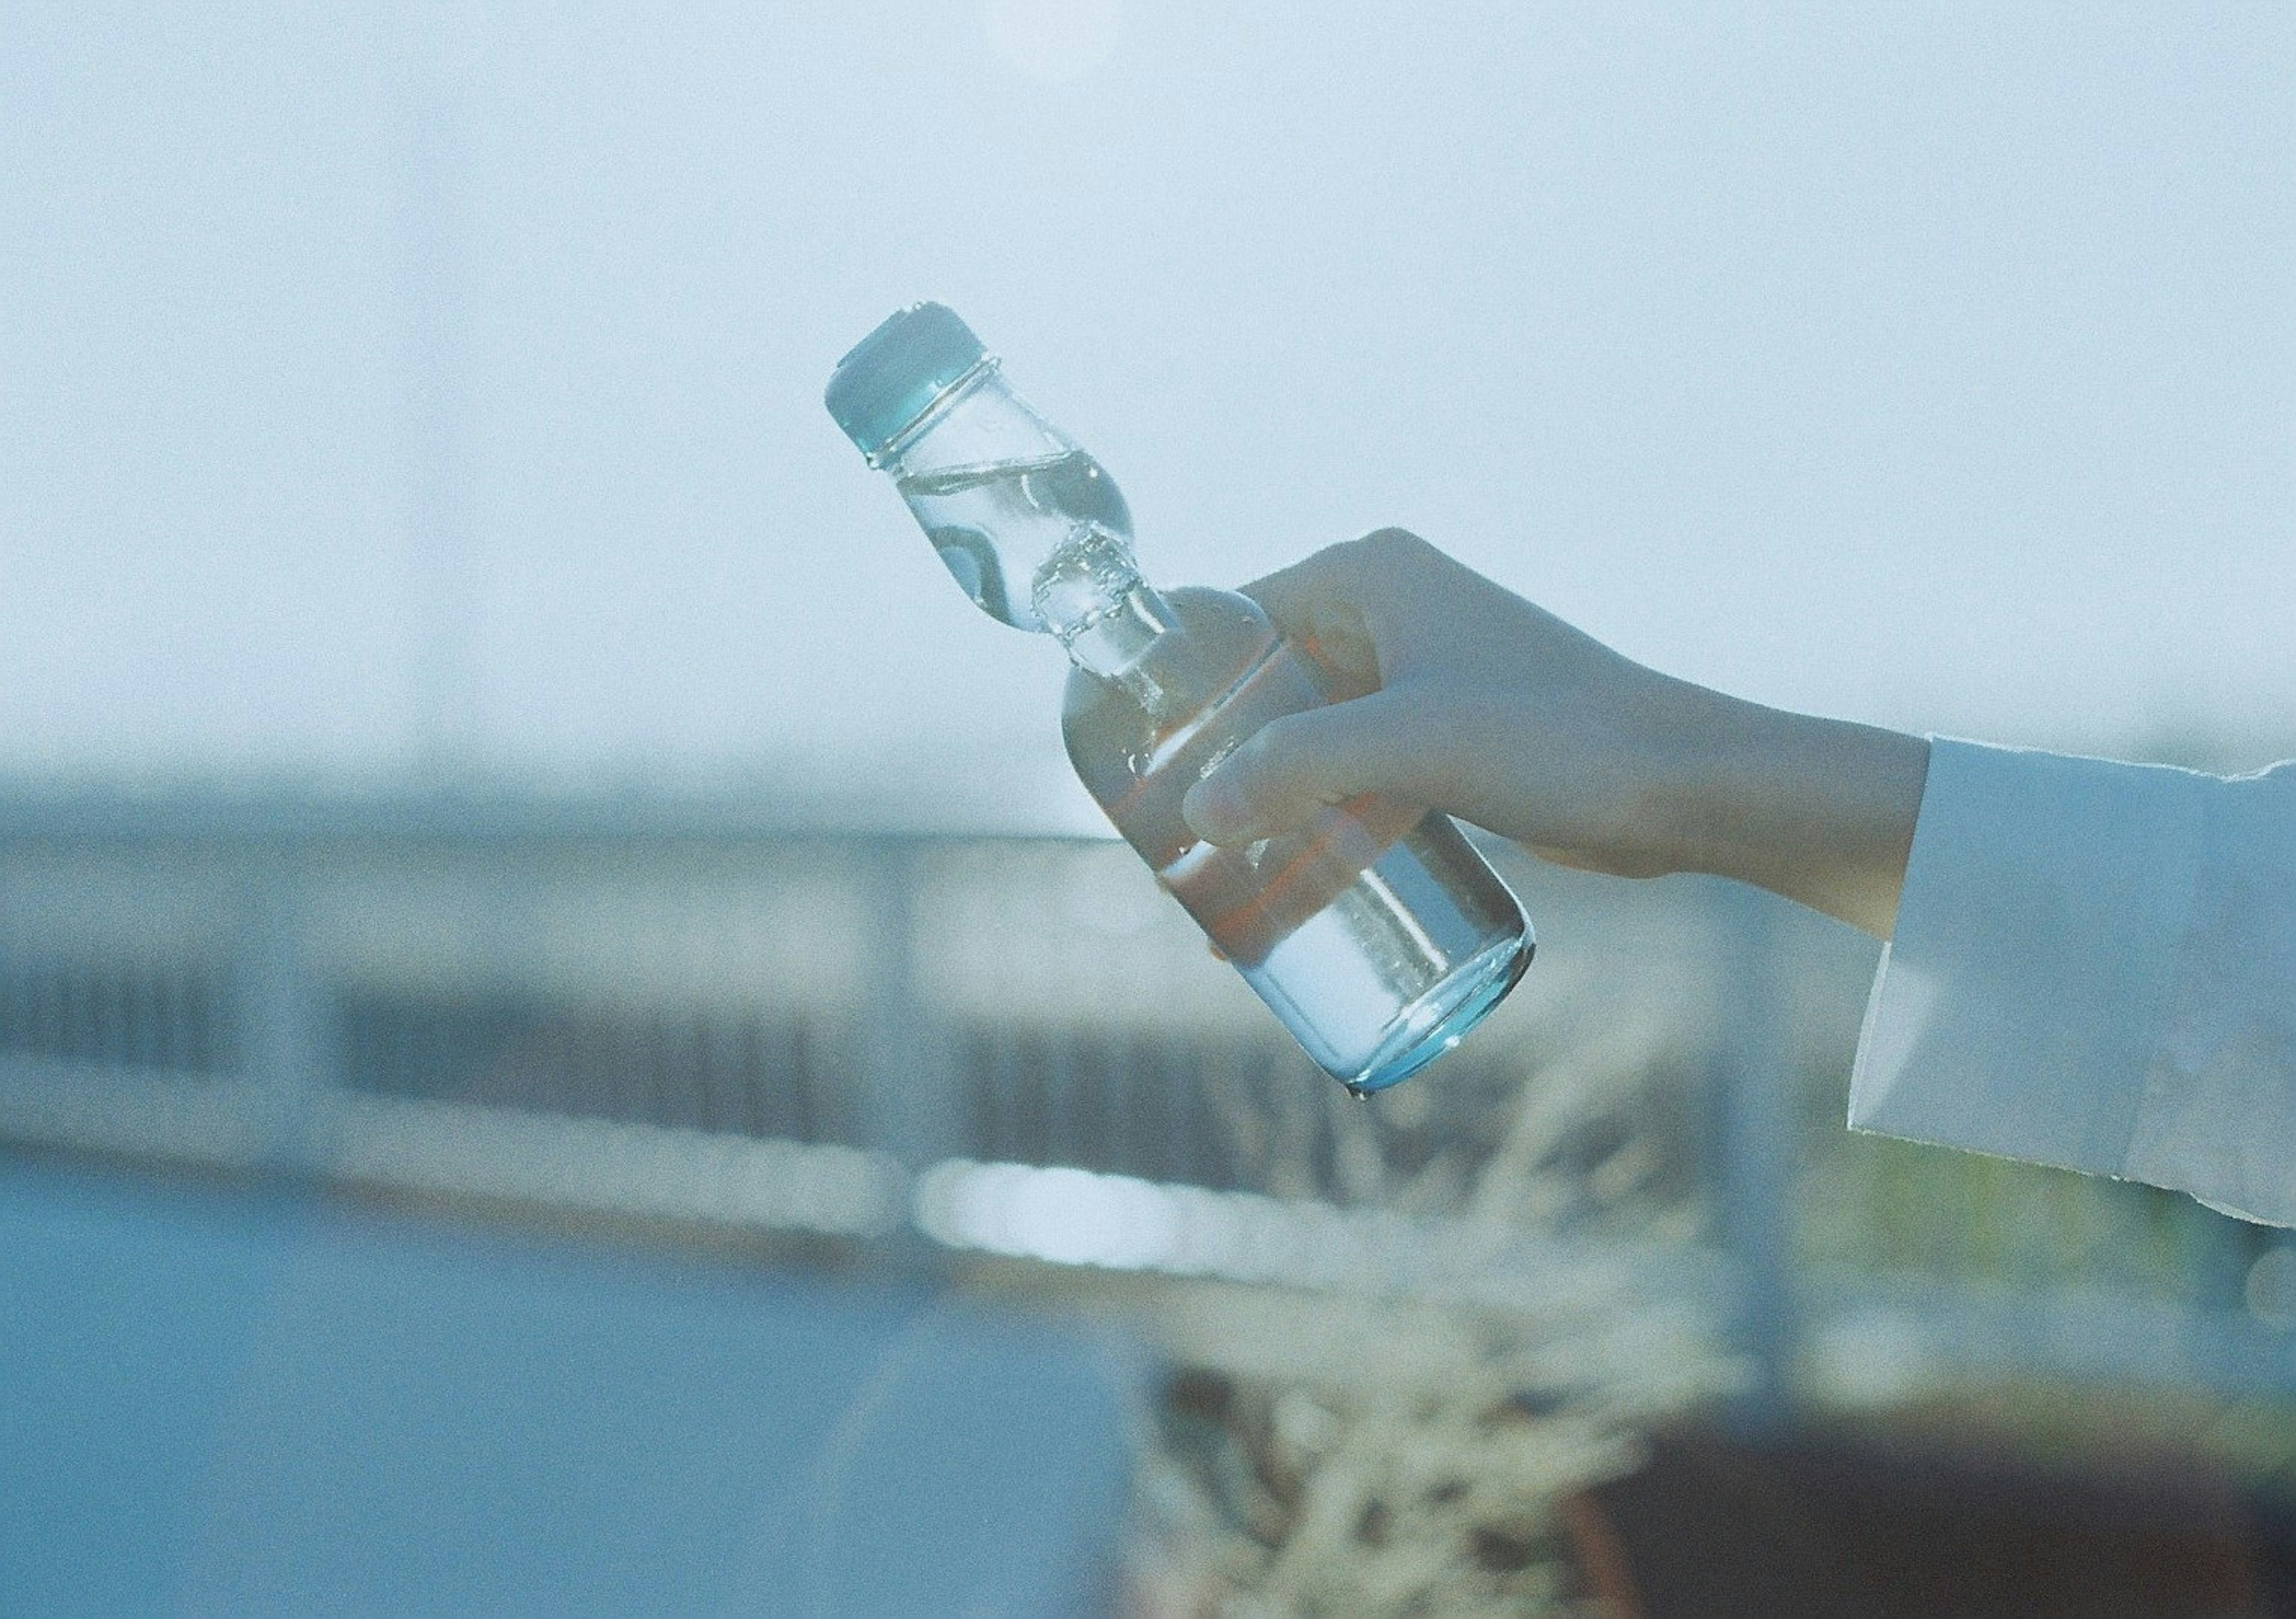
[{"xmin": 1117, "ymin": 1009, "xmax": 1736, "ymax": 1617}]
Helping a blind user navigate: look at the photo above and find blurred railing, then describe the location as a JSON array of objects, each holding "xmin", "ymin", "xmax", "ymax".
[
  {"xmin": 0, "ymin": 788, "xmax": 2289, "ymax": 1410},
  {"xmin": 0, "ymin": 790, "xmax": 1546, "ymax": 1247}
]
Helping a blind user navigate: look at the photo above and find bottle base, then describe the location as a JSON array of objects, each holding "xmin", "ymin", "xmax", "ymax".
[{"xmin": 1339, "ymin": 931, "xmax": 1534, "ymax": 1095}]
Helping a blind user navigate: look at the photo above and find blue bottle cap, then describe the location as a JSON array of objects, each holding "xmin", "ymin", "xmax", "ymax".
[{"xmin": 825, "ymin": 302, "xmax": 990, "ymax": 463}]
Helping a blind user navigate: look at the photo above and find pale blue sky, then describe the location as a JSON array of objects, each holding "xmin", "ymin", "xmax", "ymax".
[{"xmin": 3, "ymin": 2, "xmax": 2289, "ymax": 821}]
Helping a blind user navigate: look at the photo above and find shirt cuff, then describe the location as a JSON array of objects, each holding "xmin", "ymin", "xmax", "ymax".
[{"xmin": 1848, "ymin": 738, "xmax": 2209, "ymax": 1182}]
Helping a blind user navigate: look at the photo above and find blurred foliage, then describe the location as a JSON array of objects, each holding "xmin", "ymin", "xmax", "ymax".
[
  {"xmin": 1793, "ymin": 1049, "xmax": 2274, "ymax": 1308},
  {"xmin": 1110, "ymin": 1011, "xmax": 1730, "ymax": 1617}
]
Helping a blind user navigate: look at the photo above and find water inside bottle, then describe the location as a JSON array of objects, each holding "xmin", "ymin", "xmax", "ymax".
[
  {"xmin": 897, "ymin": 450, "xmax": 1131, "ymax": 633},
  {"xmin": 900, "ymin": 444, "xmax": 1529, "ymax": 1093},
  {"xmin": 1069, "ymin": 603, "xmax": 1530, "ymax": 1092}
]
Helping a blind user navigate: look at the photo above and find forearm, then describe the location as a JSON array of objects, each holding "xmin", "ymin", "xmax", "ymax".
[
  {"xmin": 1660, "ymin": 693, "xmax": 1930, "ymax": 939},
  {"xmin": 1193, "ymin": 531, "xmax": 1931, "ymax": 936}
]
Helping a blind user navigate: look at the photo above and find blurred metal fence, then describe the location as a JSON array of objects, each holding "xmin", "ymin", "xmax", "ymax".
[
  {"xmin": 0, "ymin": 788, "xmax": 2289, "ymax": 1409},
  {"xmin": 0, "ymin": 792, "xmax": 1529, "ymax": 1241}
]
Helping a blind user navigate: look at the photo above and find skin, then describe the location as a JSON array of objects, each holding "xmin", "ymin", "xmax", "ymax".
[{"xmin": 1178, "ymin": 529, "xmax": 1932, "ymax": 940}]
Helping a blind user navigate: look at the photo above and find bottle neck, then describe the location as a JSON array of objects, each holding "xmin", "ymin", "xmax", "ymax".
[
  {"xmin": 1064, "ymin": 577, "xmax": 1183, "ymax": 709},
  {"xmin": 1031, "ymin": 524, "xmax": 1183, "ymax": 710}
]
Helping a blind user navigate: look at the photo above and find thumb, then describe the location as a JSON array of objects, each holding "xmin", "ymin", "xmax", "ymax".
[{"xmin": 1180, "ymin": 689, "xmax": 1436, "ymax": 845}]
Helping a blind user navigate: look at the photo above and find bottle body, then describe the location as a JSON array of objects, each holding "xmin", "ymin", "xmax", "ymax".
[
  {"xmin": 1062, "ymin": 588, "xmax": 1528, "ymax": 1090},
  {"xmin": 826, "ymin": 303, "xmax": 1531, "ymax": 1091}
]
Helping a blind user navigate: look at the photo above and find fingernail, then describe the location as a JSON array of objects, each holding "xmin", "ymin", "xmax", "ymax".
[{"xmin": 1181, "ymin": 775, "xmax": 1247, "ymax": 842}]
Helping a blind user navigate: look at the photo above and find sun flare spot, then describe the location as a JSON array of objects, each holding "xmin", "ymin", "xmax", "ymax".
[{"xmin": 980, "ymin": 0, "xmax": 1123, "ymax": 83}]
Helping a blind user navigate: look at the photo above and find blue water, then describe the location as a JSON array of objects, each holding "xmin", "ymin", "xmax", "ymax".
[{"xmin": 0, "ymin": 1155, "xmax": 1133, "ymax": 1618}]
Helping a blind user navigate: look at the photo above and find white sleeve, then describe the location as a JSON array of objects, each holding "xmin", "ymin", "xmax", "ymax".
[{"xmin": 1848, "ymin": 737, "xmax": 2296, "ymax": 1226}]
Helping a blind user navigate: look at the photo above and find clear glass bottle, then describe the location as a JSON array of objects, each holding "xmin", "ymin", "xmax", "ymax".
[{"xmin": 826, "ymin": 304, "xmax": 1531, "ymax": 1092}]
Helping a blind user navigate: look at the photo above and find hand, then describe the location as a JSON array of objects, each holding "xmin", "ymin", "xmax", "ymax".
[{"xmin": 1178, "ymin": 529, "xmax": 1929, "ymax": 939}]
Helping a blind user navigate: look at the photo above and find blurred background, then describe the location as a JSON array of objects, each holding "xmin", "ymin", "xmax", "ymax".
[{"xmin": 2, "ymin": 2, "xmax": 2291, "ymax": 1614}]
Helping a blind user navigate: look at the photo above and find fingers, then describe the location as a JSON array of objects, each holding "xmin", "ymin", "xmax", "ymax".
[
  {"xmin": 1180, "ymin": 688, "xmax": 1440, "ymax": 845},
  {"xmin": 1186, "ymin": 530, "xmax": 1518, "ymax": 845},
  {"xmin": 1238, "ymin": 526, "xmax": 1435, "ymax": 613},
  {"xmin": 1234, "ymin": 529, "xmax": 1440, "ymax": 692}
]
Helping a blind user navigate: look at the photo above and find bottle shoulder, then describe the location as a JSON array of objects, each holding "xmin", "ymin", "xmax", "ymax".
[
  {"xmin": 1060, "ymin": 584, "xmax": 1327, "ymax": 814},
  {"xmin": 1060, "ymin": 587, "xmax": 1277, "ymax": 719},
  {"xmin": 1162, "ymin": 584, "xmax": 1271, "ymax": 629}
]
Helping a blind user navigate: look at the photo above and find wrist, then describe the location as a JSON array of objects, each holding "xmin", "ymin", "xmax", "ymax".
[{"xmin": 1660, "ymin": 695, "xmax": 1929, "ymax": 938}]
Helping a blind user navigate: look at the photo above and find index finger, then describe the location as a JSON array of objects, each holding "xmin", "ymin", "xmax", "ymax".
[{"xmin": 1236, "ymin": 529, "xmax": 1433, "ymax": 695}]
